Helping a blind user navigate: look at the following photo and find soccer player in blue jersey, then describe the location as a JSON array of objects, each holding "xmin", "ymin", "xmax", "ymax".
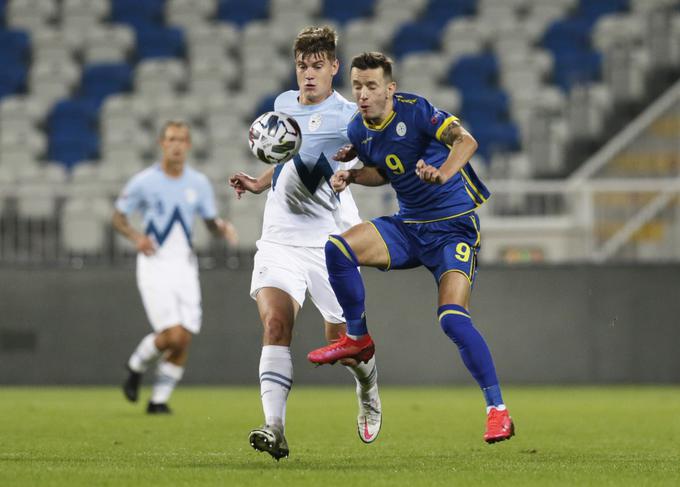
[
  {"xmin": 114, "ymin": 121, "xmax": 237, "ymax": 414},
  {"xmin": 229, "ymin": 27, "xmax": 382, "ymax": 461},
  {"xmin": 307, "ymin": 52, "xmax": 515, "ymax": 443}
]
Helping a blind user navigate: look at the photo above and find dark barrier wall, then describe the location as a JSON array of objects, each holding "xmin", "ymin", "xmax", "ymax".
[{"xmin": 1, "ymin": 265, "xmax": 679, "ymax": 385}]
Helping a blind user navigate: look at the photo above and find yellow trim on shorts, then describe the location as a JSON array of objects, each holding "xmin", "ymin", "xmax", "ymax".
[
  {"xmin": 439, "ymin": 268, "xmax": 473, "ymax": 286},
  {"xmin": 367, "ymin": 221, "xmax": 391, "ymax": 271},
  {"xmin": 328, "ymin": 236, "xmax": 354, "ymax": 262},
  {"xmin": 402, "ymin": 208, "xmax": 475, "ymax": 224},
  {"xmin": 470, "ymin": 215, "xmax": 481, "ymax": 248},
  {"xmin": 435, "ymin": 115, "xmax": 459, "ymax": 142},
  {"xmin": 438, "ymin": 307, "xmax": 471, "ymax": 321}
]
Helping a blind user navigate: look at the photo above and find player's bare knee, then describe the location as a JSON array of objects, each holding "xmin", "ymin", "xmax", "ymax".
[{"xmin": 262, "ymin": 315, "xmax": 292, "ymax": 344}]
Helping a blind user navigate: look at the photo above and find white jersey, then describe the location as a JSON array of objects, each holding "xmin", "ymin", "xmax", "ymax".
[
  {"xmin": 115, "ymin": 163, "xmax": 217, "ymax": 263},
  {"xmin": 260, "ymin": 90, "xmax": 361, "ymax": 247}
]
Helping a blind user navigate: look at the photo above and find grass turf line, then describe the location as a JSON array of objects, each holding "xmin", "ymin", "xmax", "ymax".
[{"xmin": 0, "ymin": 386, "xmax": 679, "ymax": 486}]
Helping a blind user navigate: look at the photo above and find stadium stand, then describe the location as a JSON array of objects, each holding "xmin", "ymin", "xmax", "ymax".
[{"xmin": 0, "ymin": 0, "xmax": 679, "ymax": 264}]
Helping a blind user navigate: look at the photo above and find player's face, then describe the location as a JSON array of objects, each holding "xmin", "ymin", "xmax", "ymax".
[
  {"xmin": 296, "ymin": 52, "xmax": 339, "ymax": 105},
  {"xmin": 351, "ymin": 67, "xmax": 396, "ymax": 124},
  {"xmin": 159, "ymin": 125, "xmax": 191, "ymax": 166}
]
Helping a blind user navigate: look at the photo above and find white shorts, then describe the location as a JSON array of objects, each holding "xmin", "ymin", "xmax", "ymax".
[
  {"xmin": 136, "ymin": 254, "xmax": 202, "ymax": 334},
  {"xmin": 250, "ymin": 240, "xmax": 345, "ymax": 324}
]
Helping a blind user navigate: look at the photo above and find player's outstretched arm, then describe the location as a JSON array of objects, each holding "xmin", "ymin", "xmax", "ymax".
[
  {"xmin": 416, "ymin": 121, "xmax": 478, "ymax": 185},
  {"xmin": 228, "ymin": 166, "xmax": 275, "ymax": 199},
  {"xmin": 332, "ymin": 166, "xmax": 389, "ymax": 192},
  {"xmin": 112, "ymin": 209, "xmax": 155, "ymax": 256},
  {"xmin": 204, "ymin": 217, "xmax": 238, "ymax": 246}
]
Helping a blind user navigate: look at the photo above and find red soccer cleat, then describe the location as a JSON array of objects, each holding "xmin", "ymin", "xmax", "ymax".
[
  {"xmin": 484, "ymin": 407, "xmax": 515, "ymax": 444},
  {"xmin": 307, "ymin": 334, "xmax": 375, "ymax": 365}
]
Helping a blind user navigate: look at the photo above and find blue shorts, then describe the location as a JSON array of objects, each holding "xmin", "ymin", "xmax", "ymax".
[{"xmin": 369, "ymin": 212, "xmax": 481, "ymax": 285}]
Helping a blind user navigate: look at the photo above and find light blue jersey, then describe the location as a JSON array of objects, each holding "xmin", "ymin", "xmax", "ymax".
[
  {"xmin": 115, "ymin": 163, "xmax": 217, "ymax": 259},
  {"xmin": 261, "ymin": 90, "xmax": 361, "ymax": 247}
]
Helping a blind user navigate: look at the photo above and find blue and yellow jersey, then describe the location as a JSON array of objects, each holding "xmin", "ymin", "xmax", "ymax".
[{"xmin": 347, "ymin": 92, "xmax": 490, "ymax": 222}]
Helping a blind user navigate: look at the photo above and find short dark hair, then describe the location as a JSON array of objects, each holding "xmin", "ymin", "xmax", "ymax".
[
  {"xmin": 159, "ymin": 120, "xmax": 191, "ymax": 140},
  {"xmin": 350, "ymin": 52, "xmax": 394, "ymax": 80},
  {"xmin": 294, "ymin": 26, "xmax": 337, "ymax": 61}
]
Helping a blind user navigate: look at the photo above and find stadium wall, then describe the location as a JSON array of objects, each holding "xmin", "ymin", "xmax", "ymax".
[{"xmin": 1, "ymin": 265, "xmax": 679, "ymax": 385}]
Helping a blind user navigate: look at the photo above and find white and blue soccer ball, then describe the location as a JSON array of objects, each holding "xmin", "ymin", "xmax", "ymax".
[{"xmin": 248, "ymin": 111, "xmax": 302, "ymax": 164}]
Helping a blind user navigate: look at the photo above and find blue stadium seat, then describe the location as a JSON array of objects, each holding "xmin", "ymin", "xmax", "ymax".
[
  {"xmin": 552, "ymin": 50, "xmax": 602, "ymax": 92},
  {"xmin": 48, "ymin": 99, "xmax": 99, "ymax": 134},
  {"xmin": 579, "ymin": 0, "xmax": 629, "ymax": 22},
  {"xmin": 217, "ymin": 0, "xmax": 269, "ymax": 27},
  {"xmin": 135, "ymin": 26, "xmax": 185, "ymax": 60},
  {"xmin": 322, "ymin": 0, "xmax": 375, "ymax": 25},
  {"xmin": 461, "ymin": 89, "xmax": 509, "ymax": 125},
  {"xmin": 542, "ymin": 18, "xmax": 594, "ymax": 54},
  {"xmin": 80, "ymin": 63, "xmax": 133, "ymax": 107},
  {"xmin": 0, "ymin": 65, "xmax": 27, "ymax": 100},
  {"xmin": 392, "ymin": 21, "xmax": 443, "ymax": 59},
  {"xmin": 253, "ymin": 94, "xmax": 277, "ymax": 119},
  {"xmin": 467, "ymin": 122, "xmax": 521, "ymax": 160},
  {"xmin": 0, "ymin": 30, "xmax": 31, "ymax": 65},
  {"xmin": 421, "ymin": 0, "xmax": 475, "ymax": 27},
  {"xmin": 48, "ymin": 132, "xmax": 100, "ymax": 168},
  {"xmin": 111, "ymin": 0, "xmax": 165, "ymax": 26},
  {"xmin": 447, "ymin": 54, "xmax": 498, "ymax": 91}
]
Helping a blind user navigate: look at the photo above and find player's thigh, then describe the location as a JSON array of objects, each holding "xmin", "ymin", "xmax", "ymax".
[
  {"xmin": 136, "ymin": 265, "xmax": 182, "ymax": 332},
  {"xmin": 176, "ymin": 265, "xmax": 202, "ymax": 334},
  {"xmin": 340, "ymin": 221, "xmax": 390, "ymax": 268},
  {"xmin": 255, "ymin": 286, "xmax": 299, "ymax": 330},
  {"xmin": 250, "ymin": 241, "xmax": 308, "ymax": 309},
  {"xmin": 304, "ymin": 246, "xmax": 345, "ymax": 324},
  {"xmin": 438, "ymin": 270, "xmax": 472, "ymax": 308}
]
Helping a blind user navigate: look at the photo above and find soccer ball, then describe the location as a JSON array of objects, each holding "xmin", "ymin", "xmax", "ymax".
[{"xmin": 248, "ymin": 111, "xmax": 302, "ymax": 164}]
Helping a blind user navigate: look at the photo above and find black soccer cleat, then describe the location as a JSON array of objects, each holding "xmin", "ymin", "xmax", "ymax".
[
  {"xmin": 147, "ymin": 401, "xmax": 172, "ymax": 414},
  {"xmin": 122, "ymin": 366, "xmax": 142, "ymax": 403},
  {"xmin": 249, "ymin": 424, "xmax": 289, "ymax": 461}
]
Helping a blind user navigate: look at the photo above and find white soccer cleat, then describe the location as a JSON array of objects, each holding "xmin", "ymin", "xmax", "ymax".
[{"xmin": 357, "ymin": 385, "xmax": 382, "ymax": 443}]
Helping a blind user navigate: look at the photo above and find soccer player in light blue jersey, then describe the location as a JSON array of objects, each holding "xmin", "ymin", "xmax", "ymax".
[
  {"xmin": 114, "ymin": 121, "xmax": 237, "ymax": 414},
  {"xmin": 307, "ymin": 52, "xmax": 515, "ymax": 444},
  {"xmin": 229, "ymin": 27, "xmax": 382, "ymax": 460}
]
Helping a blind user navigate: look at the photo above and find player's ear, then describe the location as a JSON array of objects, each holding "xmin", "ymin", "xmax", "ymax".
[
  {"xmin": 331, "ymin": 57, "xmax": 339, "ymax": 76},
  {"xmin": 386, "ymin": 80, "xmax": 397, "ymax": 97}
]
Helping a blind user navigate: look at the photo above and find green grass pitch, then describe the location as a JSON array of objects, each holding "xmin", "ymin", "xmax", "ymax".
[{"xmin": 1, "ymin": 386, "xmax": 679, "ymax": 486}]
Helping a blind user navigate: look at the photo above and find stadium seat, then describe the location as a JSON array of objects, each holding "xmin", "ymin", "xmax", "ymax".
[
  {"xmin": 322, "ymin": 0, "xmax": 375, "ymax": 24},
  {"xmin": 448, "ymin": 54, "xmax": 499, "ymax": 91},
  {"xmin": 217, "ymin": 0, "xmax": 269, "ymax": 27},
  {"xmin": 48, "ymin": 132, "xmax": 100, "ymax": 168},
  {"xmin": 80, "ymin": 63, "xmax": 133, "ymax": 106},
  {"xmin": 111, "ymin": 0, "xmax": 165, "ymax": 26},
  {"xmin": 391, "ymin": 21, "xmax": 443, "ymax": 59},
  {"xmin": 135, "ymin": 25, "xmax": 185, "ymax": 60}
]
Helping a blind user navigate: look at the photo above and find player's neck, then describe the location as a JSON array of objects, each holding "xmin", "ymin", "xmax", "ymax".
[
  {"xmin": 366, "ymin": 104, "xmax": 394, "ymax": 127},
  {"xmin": 161, "ymin": 159, "xmax": 185, "ymax": 178},
  {"xmin": 299, "ymin": 89, "xmax": 333, "ymax": 106}
]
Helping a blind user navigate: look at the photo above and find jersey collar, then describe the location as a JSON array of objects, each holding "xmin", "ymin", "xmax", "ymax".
[{"xmin": 362, "ymin": 109, "xmax": 396, "ymax": 131}]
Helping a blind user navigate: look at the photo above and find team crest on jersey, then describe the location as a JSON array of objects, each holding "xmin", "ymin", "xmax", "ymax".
[
  {"xmin": 308, "ymin": 113, "xmax": 322, "ymax": 132},
  {"xmin": 185, "ymin": 187, "xmax": 197, "ymax": 204},
  {"xmin": 396, "ymin": 122, "xmax": 407, "ymax": 137}
]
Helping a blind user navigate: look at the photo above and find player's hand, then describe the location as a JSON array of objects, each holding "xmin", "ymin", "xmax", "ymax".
[
  {"xmin": 134, "ymin": 235, "xmax": 156, "ymax": 256},
  {"xmin": 228, "ymin": 172, "xmax": 262, "ymax": 199},
  {"xmin": 415, "ymin": 159, "xmax": 446, "ymax": 184},
  {"xmin": 221, "ymin": 220, "xmax": 239, "ymax": 246},
  {"xmin": 333, "ymin": 144, "xmax": 357, "ymax": 162},
  {"xmin": 330, "ymin": 170, "xmax": 352, "ymax": 192}
]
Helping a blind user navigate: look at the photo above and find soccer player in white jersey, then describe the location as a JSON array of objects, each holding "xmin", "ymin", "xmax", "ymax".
[
  {"xmin": 229, "ymin": 26, "xmax": 382, "ymax": 460},
  {"xmin": 113, "ymin": 121, "xmax": 237, "ymax": 414}
]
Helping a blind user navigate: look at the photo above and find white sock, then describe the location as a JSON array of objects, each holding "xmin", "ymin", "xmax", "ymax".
[
  {"xmin": 128, "ymin": 333, "xmax": 161, "ymax": 373},
  {"xmin": 345, "ymin": 356, "xmax": 377, "ymax": 398},
  {"xmin": 487, "ymin": 404, "xmax": 507, "ymax": 414},
  {"xmin": 150, "ymin": 361, "xmax": 184, "ymax": 404},
  {"xmin": 259, "ymin": 345, "xmax": 293, "ymax": 428}
]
